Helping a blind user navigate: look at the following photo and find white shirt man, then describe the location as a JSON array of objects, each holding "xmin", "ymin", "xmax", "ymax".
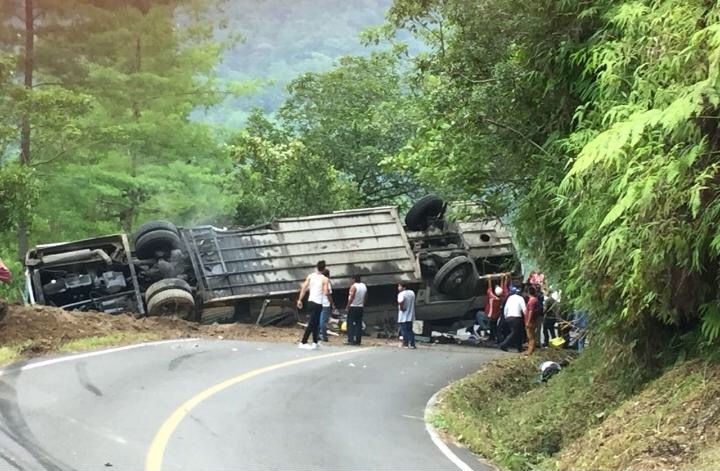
[
  {"xmin": 504, "ymin": 292, "xmax": 526, "ymax": 319},
  {"xmin": 297, "ymin": 261, "xmax": 330, "ymax": 349},
  {"xmin": 500, "ymin": 288, "xmax": 526, "ymax": 352},
  {"xmin": 346, "ymin": 275, "xmax": 367, "ymax": 345},
  {"xmin": 397, "ymin": 282, "xmax": 416, "ymax": 349}
]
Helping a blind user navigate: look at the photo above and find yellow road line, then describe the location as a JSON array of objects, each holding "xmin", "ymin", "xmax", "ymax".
[{"xmin": 145, "ymin": 348, "xmax": 367, "ymax": 471}]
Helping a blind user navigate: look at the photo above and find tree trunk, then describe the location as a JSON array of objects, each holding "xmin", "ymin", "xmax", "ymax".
[
  {"xmin": 17, "ymin": 0, "xmax": 34, "ymax": 260},
  {"xmin": 121, "ymin": 36, "xmax": 143, "ymax": 233}
]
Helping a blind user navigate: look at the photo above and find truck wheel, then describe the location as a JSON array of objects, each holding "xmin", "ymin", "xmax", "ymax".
[
  {"xmin": 405, "ymin": 195, "xmax": 445, "ymax": 231},
  {"xmin": 433, "ymin": 256, "xmax": 478, "ymax": 298},
  {"xmin": 132, "ymin": 220, "xmax": 179, "ymax": 247},
  {"xmin": 146, "ymin": 288, "xmax": 195, "ymax": 319},
  {"xmin": 134, "ymin": 229, "xmax": 181, "ymax": 259},
  {"xmin": 145, "ymin": 278, "xmax": 192, "ymax": 303}
]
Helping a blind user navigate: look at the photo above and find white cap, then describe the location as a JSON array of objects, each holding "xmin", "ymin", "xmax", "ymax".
[{"xmin": 494, "ymin": 286, "xmax": 503, "ymax": 296}]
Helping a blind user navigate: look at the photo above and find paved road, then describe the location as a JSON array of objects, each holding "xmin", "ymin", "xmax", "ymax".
[{"xmin": 0, "ymin": 339, "xmax": 502, "ymax": 471}]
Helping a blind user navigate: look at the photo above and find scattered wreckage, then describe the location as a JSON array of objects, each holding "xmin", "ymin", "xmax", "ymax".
[{"xmin": 24, "ymin": 195, "xmax": 520, "ymax": 333}]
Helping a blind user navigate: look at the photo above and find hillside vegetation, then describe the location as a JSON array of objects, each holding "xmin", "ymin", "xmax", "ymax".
[{"xmin": 434, "ymin": 354, "xmax": 720, "ymax": 470}]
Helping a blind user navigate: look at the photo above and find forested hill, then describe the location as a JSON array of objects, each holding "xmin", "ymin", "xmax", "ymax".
[{"xmin": 199, "ymin": 0, "xmax": 393, "ymax": 127}]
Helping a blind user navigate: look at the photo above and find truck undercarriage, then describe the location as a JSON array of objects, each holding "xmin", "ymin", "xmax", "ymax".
[{"xmin": 25, "ymin": 195, "xmax": 521, "ymax": 332}]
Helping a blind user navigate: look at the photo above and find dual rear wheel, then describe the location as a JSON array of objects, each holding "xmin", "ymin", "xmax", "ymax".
[{"xmin": 132, "ymin": 221, "xmax": 194, "ymax": 320}]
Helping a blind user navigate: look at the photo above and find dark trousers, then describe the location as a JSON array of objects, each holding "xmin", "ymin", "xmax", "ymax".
[
  {"xmin": 489, "ymin": 317, "xmax": 499, "ymax": 341},
  {"xmin": 301, "ymin": 301, "xmax": 322, "ymax": 344},
  {"xmin": 500, "ymin": 317, "xmax": 524, "ymax": 351},
  {"xmin": 399, "ymin": 321, "xmax": 415, "ymax": 346},
  {"xmin": 497, "ymin": 316, "xmax": 508, "ymax": 343},
  {"xmin": 543, "ymin": 317, "xmax": 557, "ymax": 346},
  {"xmin": 348, "ymin": 306, "xmax": 364, "ymax": 345}
]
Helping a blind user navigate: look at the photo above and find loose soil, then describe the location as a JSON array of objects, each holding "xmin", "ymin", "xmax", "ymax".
[{"xmin": 0, "ymin": 301, "xmax": 397, "ymax": 360}]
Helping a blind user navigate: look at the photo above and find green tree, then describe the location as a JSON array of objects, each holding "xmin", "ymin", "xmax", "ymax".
[
  {"xmin": 229, "ymin": 131, "xmax": 356, "ymax": 225},
  {"xmin": 278, "ymin": 51, "xmax": 424, "ymax": 205},
  {"xmin": 0, "ymin": 0, "xmax": 95, "ymax": 257},
  {"xmin": 385, "ymin": 0, "xmax": 720, "ymax": 363},
  {"xmin": 386, "ymin": 0, "xmax": 594, "ymax": 214},
  {"xmin": 1, "ymin": 1, "xmax": 240, "ymax": 250}
]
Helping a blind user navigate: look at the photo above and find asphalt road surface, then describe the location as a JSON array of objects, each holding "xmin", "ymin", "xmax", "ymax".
[{"xmin": 0, "ymin": 339, "xmax": 503, "ymax": 471}]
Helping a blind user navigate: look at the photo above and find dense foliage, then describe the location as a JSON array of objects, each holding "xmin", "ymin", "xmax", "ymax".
[
  {"xmin": 381, "ymin": 0, "xmax": 720, "ymax": 360},
  {"xmin": 0, "ymin": 0, "xmax": 240, "ymax": 300}
]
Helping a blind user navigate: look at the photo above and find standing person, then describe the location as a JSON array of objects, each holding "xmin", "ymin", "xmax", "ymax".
[
  {"xmin": 496, "ymin": 274, "xmax": 510, "ymax": 345},
  {"xmin": 319, "ymin": 269, "xmax": 335, "ymax": 342},
  {"xmin": 573, "ymin": 309, "xmax": 588, "ymax": 352},
  {"xmin": 533, "ymin": 284, "xmax": 545, "ymax": 348},
  {"xmin": 0, "ymin": 257, "xmax": 11, "ymax": 284},
  {"xmin": 397, "ymin": 282, "xmax": 417, "ymax": 349},
  {"xmin": 346, "ymin": 274, "xmax": 367, "ymax": 345},
  {"xmin": 523, "ymin": 286, "xmax": 539, "ymax": 355},
  {"xmin": 485, "ymin": 277, "xmax": 503, "ymax": 341},
  {"xmin": 542, "ymin": 290, "xmax": 559, "ymax": 347},
  {"xmin": 296, "ymin": 260, "xmax": 330, "ymax": 350},
  {"xmin": 499, "ymin": 286, "xmax": 526, "ymax": 352}
]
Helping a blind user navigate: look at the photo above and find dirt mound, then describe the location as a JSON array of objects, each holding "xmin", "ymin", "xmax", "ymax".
[
  {"xmin": 0, "ymin": 302, "xmax": 304, "ymax": 356},
  {"xmin": 0, "ymin": 301, "xmax": 396, "ymax": 357}
]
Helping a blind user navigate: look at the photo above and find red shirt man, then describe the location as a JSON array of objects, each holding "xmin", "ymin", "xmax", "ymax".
[
  {"xmin": 524, "ymin": 286, "xmax": 539, "ymax": 354},
  {"xmin": 485, "ymin": 281, "xmax": 501, "ymax": 320}
]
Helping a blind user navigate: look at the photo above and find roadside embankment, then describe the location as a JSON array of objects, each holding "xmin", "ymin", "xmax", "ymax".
[{"xmin": 431, "ymin": 349, "xmax": 720, "ymax": 470}]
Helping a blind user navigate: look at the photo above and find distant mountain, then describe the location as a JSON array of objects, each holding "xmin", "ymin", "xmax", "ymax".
[{"xmin": 198, "ymin": 0, "xmax": 394, "ymax": 127}]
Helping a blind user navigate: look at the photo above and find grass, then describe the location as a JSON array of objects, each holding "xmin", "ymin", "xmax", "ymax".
[
  {"xmin": 0, "ymin": 341, "xmax": 33, "ymax": 366},
  {"xmin": 58, "ymin": 332, "xmax": 162, "ymax": 353},
  {"xmin": 433, "ymin": 349, "xmax": 635, "ymax": 470},
  {"xmin": 0, "ymin": 333, "xmax": 163, "ymax": 368},
  {"xmin": 545, "ymin": 360, "xmax": 720, "ymax": 470},
  {"xmin": 434, "ymin": 349, "xmax": 720, "ymax": 471}
]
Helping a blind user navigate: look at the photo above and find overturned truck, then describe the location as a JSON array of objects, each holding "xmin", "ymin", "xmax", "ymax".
[{"xmin": 25, "ymin": 196, "xmax": 520, "ymax": 333}]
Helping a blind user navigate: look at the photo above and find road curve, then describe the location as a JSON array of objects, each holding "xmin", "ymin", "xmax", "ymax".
[{"xmin": 0, "ymin": 339, "xmax": 502, "ymax": 471}]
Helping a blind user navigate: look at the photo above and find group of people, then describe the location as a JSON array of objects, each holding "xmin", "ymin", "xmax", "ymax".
[
  {"xmin": 296, "ymin": 260, "xmax": 417, "ymax": 350},
  {"xmin": 476, "ymin": 272, "xmax": 564, "ymax": 354}
]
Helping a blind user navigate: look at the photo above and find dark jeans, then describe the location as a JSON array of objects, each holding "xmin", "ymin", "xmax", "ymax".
[
  {"xmin": 489, "ymin": 317, "xmax": 499, "ymax": 341},
  {"xmin": 475, "ymin": 311, "xmax": 490, "ymax": 331},
  {"xmin": 543, "ymin": 316, "xmax": 557, "ymax": 346},
  {"xmin": 347, "ymin": 306, "xmax": 364, "ymax": 345},
  {"xmin": 500, "ymin": 317, "xmax": 524, "ymax": 351},
  {"xmin": 301, "ymin": 301, "xmax": 322, "ymax": 344},
  {"xmin": 535, "ymin": 315, "xmax": 544, "ymax": 346},
  {"xmin": 399, "ymin": 321, "xmax": 415, "ymax": 346},
  {"xmin": 319, "ymin": 306, "xmax": 332, "ymax": 341},
  {"xmin": 497, "ymin": 316, "xmax": 508, "ymax": 343}
]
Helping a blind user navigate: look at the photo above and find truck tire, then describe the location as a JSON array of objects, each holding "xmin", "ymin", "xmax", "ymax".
[
  {"xmin": 405, "ymin": 195, "xmax": 445, "ymax": 231},
  {"xmin": 132, "ymin": 220, "xmax": 179, "ymax": 247},
  {"xmin": 134, "ymin": 229, "xmax": 181, "ymax": 259},
  {"xmin": 433, "ymin": 255, "xmax": 478, "ymax": 298},
  {"xmin": 146, "ymin": 288, "xmax": 195, "ymax": 319},
  {"xmin": 145, "ymin": 278, "xmax": 192, "ymax": 303}
]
